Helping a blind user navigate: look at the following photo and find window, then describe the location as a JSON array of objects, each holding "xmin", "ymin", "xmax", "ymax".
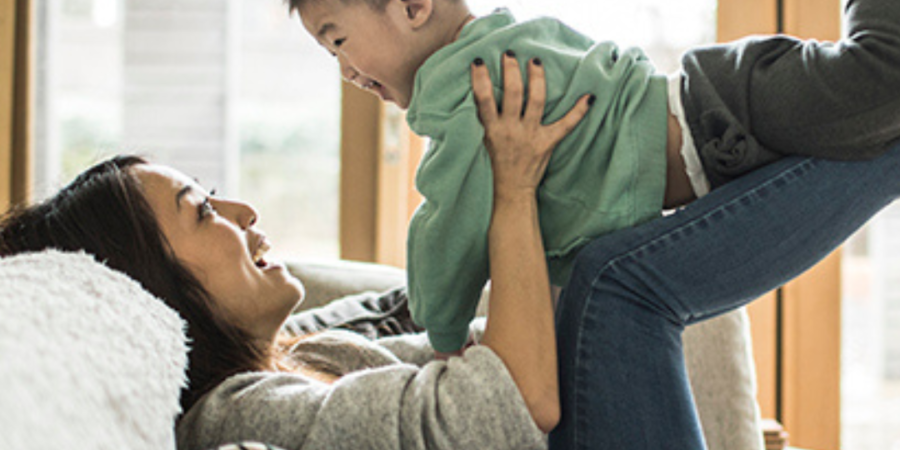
[
  {"xmin": 842, "ymin": 212, "xmax": 900, "ymax": 450},
  {"xmin": 467, "ymin": 0, "xmax": 716, "ymax": 73},
  {"xmin": 32, "ymin": 0, "xmax": 340, "ymax": 261},
  {"xmin": 237, "ymin": 1, "xmax": 340, "ymax": 260}
]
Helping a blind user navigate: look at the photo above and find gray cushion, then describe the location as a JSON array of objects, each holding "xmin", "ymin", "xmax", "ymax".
[{"xmin": 286, "ymin": 258, "xmax": 405, "ymax": 312}]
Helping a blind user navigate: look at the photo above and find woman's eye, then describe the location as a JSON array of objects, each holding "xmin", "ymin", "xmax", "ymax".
[
  {"xmin": 197, "ymin": 189, "xmax": 217, "ymax": 221},
  {"xmin": 198, "ymin": 198, "xmax": 216, "ymax": 220},
  {"xmin": 333, "ymin": 38, "xmax": 346, "ymax": 48}
]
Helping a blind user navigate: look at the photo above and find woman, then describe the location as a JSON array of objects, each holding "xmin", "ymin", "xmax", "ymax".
[{"xmin": 0, "ymin": 61, "xmax": 591, "ymax": 449}]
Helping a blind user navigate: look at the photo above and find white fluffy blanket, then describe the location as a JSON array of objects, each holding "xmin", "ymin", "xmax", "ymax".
[{"xmin": 0, "ymin": 250, "xmax": 188, "ymax": 450}]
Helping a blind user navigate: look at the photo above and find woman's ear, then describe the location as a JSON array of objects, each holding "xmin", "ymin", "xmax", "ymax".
[{"xmin": 402, "ymin": 0, "xmax": 433, "ymax": 29}]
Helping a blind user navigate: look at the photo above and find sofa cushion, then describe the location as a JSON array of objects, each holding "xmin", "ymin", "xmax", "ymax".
[
  {"xmin": 0, "ymin": 250, "xmax": 188, "ymax": 450},
  {"xmin": 286, "ymin": 258, "xmax": 405, "ymax": 311},
  {"xmin": 685, "ymin": 308, "xmax": 764, "ymax": 450}
]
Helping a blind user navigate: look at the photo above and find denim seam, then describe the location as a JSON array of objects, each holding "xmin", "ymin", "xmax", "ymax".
[{"xmin": 568, "ymin": 157, "xmax": 816, "ymax": 449}]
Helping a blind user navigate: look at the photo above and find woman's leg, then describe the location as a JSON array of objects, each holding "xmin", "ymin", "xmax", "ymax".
[{"xmin": 549, "ymin": 139, "xmax": 900, "ymax": 449}]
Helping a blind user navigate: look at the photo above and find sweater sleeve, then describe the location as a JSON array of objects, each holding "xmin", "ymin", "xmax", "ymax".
[
  {"xmin": 377, "ymin": 318, "xmax": 488, "ymax": 367},
  {"xmin": 406, "ymin": 108, "xmax": 493, "ymax": 353},
  {"xmin": 175, "ymin": 346, "xmax": 545, "ymax": 450}
]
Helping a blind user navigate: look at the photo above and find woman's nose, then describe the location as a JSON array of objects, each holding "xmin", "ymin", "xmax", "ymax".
[{"xmin": 213, "ymin": 198, "xmax": 258, "ymax": 230}]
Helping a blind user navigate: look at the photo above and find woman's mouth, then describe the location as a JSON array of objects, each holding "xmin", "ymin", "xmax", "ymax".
[{"xmin": 252, "ymin": 239, "xmax": 271, "ymax": 269}]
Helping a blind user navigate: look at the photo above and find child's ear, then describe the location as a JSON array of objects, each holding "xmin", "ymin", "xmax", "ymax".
[{"xmin": 401, "ymin": 0, "xmax": 433, "ymax": 29}]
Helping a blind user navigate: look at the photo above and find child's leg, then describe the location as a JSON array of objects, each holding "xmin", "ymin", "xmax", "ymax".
[
  {"xmin": 682, "ymin": 0, "xmax": 900, "ymax": 186},
  {"xmin": 549, "ymin": 139, "xmax": 900, "ymax": 449}
]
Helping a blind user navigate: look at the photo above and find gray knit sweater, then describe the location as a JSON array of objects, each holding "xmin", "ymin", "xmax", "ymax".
[{"xmin": 175, "ymin": 321, "xmax": 545, "ymax": 450}]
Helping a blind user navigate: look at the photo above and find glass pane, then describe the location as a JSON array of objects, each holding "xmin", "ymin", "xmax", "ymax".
[
  {"xmin": 32, "ymin": 0, "xmax": 124, "ymax": 197},
  {"xmin": 32, "ymin": 0, "xmax": 340, "ymax": 260},
  {"xmin": 238, "ymin": 0, "xmax": 340, "ymax": 260},
  {"xmin": 467, "ymin": 0, "xmax": 717, "ymax": 73},
  {"xmin": 842, "ymin": 206, "xmax": 900, "ymax": 450}
]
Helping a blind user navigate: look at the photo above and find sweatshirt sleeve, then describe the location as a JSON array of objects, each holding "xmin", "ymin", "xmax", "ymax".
[
  {"xmin": 406, "ymin": 107, "xmax": 493, "ymax": 353},
  {"xmin": 176, "ymin": 346, "xmax": 546, "ymax": 450}
]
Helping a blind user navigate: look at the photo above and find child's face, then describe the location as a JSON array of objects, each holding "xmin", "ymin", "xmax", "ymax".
[{"xmin": 299, "ymin": 0, "xmax": 430, "ymax": 109}]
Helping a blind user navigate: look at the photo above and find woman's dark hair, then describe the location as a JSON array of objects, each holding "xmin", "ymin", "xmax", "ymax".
[{"xmin": 0, "ymin": 155, "xmax": 270, "ymax": 413}]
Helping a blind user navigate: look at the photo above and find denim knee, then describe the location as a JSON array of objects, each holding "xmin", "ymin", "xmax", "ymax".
[{"xmin": 567, "ymin": 232, "xmax": 630, "ymax": 289}]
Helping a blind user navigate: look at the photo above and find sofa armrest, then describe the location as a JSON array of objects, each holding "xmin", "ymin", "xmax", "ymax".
[
  {"xmin": 285, "ymin": 259, "xmax": 405, "ymax": 312},
  {"xmin": 286, "ymin": 258, "xmax": 491, "ymax": 316},
  {"xmin": 685, "ymin": 308, "xmax": 765, "ymax": 450}
]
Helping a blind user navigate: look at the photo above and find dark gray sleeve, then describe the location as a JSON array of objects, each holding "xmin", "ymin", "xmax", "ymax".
[
  {"xmin": 283, "ymin": 287, "xmax": 423, "ymax": 340},
  {"xmin": 176, "ymin": 347, "xmax": 545, "ymax": 450},
  {"xmin": 681, "ymin": 0, "xmax": 900, "ymax": 187}
]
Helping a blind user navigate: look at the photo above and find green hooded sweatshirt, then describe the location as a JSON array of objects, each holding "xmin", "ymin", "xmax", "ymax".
[{"xmin": 406, "ymin": 9, "xmax": 668, "ymax": 352}]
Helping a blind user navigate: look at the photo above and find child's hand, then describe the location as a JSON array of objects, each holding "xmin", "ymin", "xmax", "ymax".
[
  {"xmin": 433, "ymin": 333, "xmax": 477, "ymax": 360},
  {"xmin": 434, "ymin": 349, "xmax": 465, "ymax": 361},
  {"xmin": 471, "ymin": 52, "xmax": 593, "ymax": 200}
]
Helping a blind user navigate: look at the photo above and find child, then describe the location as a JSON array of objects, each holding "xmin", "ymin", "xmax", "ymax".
[{"xmin": 290, "ymin": 0, "xmax": 900, "ymax": 353}]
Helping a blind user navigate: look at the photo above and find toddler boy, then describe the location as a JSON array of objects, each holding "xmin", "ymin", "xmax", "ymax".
[{"xmin": 290, "ymin": 0, "xmax": 900, "ymax": 353}]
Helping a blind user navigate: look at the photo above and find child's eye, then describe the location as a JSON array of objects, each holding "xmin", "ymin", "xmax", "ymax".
[{"xmin": 333, "ymin": 38, "xmax": 346, "ymax": 48}]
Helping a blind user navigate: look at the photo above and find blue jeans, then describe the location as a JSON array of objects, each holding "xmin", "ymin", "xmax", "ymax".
[{"xmin": 549, "ymin": 140, "xmax": 900, "ymax": 449}]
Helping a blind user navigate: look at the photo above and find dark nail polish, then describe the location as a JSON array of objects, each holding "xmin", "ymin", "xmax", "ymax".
[
  {"xmin": 505, "ymin": 49, "xmax": 516, "ymax": 58},
  {"xmin": 532, "ymin": 57, "xmax": 542, "ymax": 66},
  {"xmin": 588, "ymin": 94, "xmax": 596, "ymax": 106},
  {"xmin": 473, "ymin": 57, "xmax": 484, "ymax": 66}
]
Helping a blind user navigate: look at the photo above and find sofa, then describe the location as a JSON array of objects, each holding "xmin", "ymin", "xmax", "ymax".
[{"xmin": 0, "ymin": 251, "xmax": 764, "ymax": 450}]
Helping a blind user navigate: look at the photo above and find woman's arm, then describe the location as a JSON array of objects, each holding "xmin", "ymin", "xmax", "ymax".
[{"xmin": 473, "ymin": 53, "xmax": 592, "ymax": 433}]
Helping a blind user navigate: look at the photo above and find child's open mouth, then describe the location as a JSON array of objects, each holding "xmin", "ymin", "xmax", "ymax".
[{"xmin": 364, "ymin": 80, "xmax": 389, "ymax": 101}]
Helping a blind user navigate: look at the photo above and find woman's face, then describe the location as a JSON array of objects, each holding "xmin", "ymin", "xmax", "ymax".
[{"xmin": 132, "ymin": 163, "xmax": 304, "ymax": 343}]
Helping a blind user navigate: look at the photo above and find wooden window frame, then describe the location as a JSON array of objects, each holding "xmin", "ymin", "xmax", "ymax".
[
  {"xmin": 719, "ymin": 1, "xmax": 843, "ymax": 449},
  {"xmin": 0, "ymin": 0, "xmax": 32, "ymax": 211},
  {"xmin": 338, "ymin": 82, "xmax": 421, "ymax": 266}
]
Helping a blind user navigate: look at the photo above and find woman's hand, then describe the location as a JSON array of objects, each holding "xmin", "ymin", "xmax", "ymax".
[
  {"xmin": 472, "ymin": 52, "xmax": 592, "ymax": 434},
  {"xmin": 471, "ymin": 53, "xmax": 593, "ymax": 200}
]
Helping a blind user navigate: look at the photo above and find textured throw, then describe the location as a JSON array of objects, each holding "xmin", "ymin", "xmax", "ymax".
[{"xmin": 0, "ymin": 250, "xmax": 188, "ymax": 450}]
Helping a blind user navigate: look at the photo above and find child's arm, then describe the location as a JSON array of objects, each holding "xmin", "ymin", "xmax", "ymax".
[{"xmin": 406, "ymin": 107, "xmax": 494, "ymax": 354}]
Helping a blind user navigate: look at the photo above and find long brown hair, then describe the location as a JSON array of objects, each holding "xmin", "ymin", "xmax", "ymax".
[{"xmin": 0, "ymin": 155, "xmax": 275, "ymax": 413}]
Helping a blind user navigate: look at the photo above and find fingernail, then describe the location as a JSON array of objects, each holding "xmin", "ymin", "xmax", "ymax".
[
  {"xmin": 473, "ymin": 57, "xmax": 484, "ymax": 66},
  {"xmin": 532, "ymin": 57, "xmax": 542, "ymax": 66},
  {"xmin": 505, "ymin": 49, "xmax": 516, "ymax": 58},
  {"xmin": 588, "ymin": 94, "xmax": 596, "ymax": 106}
]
